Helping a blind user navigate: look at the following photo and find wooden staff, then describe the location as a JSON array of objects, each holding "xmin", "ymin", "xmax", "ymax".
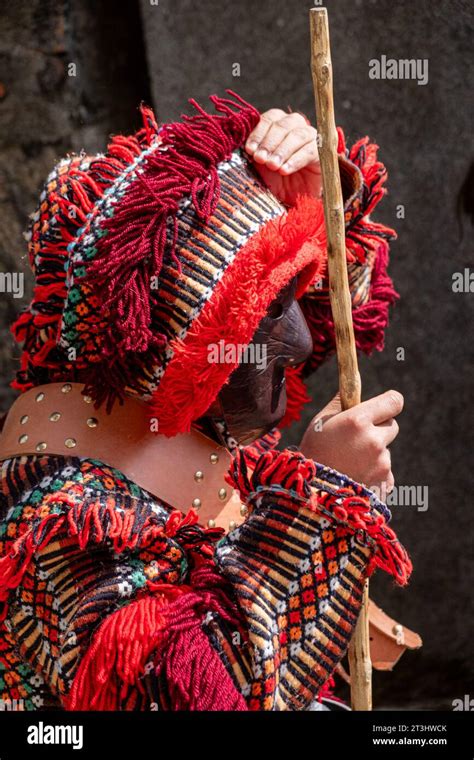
[{"xmin": 309, "ymin": 6, "xmax": 372, "ymax": 711}]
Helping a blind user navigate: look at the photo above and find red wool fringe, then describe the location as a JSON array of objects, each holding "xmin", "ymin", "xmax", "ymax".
[
  {"xmin": 11, "ymin": 107, "xmax": 161, "ymax": 393},
  {"xmin": 152, "ymin": 563, "xmax": 247, "ymax": 710},
  {"xmin": 0, "ymin": 513, "xmax": 65, "ymax": 622},
  {"xmin": 337, "ymin": 126, "xmax": 397, "ymax": 264},
  {"xmin": 85, "ymin": 91, "xmax": 260, "ymax": 357},
  {"xmin": 302, "ymin": 240, "xmax": 399, "ymax": 375},
  {"xmin": 296, "ymin": 127, "xmax": 398, "ymax": 384},
  {"xmin": 315, "ymin": 488, "xmax": 412, "ymax": 586},
  {"xmin": 150, "ymin": 193, "xmax": 326, "ymax": 436},
  {"xmin": 0, "ymin": 492, "xmax": 220, "ymax": 622},
  {"xmin": 279, "ymin": 363, "xmax": 311, "ymax": 429}
]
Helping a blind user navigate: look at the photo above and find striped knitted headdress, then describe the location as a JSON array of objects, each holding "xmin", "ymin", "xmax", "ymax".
[{"xmin": 12, "ymin": 91, "xmax": 327, "ymax": 436}]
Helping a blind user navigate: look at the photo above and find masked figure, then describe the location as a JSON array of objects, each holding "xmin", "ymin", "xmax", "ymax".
[{"xmin": 0, "ymin": 92, "xmax": 410, "ymax": 711}]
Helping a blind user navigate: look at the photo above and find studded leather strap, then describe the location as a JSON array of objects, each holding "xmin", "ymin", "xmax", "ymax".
[{"xmin": 0, "ymin": 383, "xmax": 247, "ymax": 530}]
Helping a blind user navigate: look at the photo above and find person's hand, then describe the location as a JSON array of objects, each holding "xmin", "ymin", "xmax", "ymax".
[
  {"xmin": 244, "ymin": 109, "xmax": 322, "ymax": 206},
  {"xmin": 299, "ymin": 390, "xmax": 404, "ymax": 492}
]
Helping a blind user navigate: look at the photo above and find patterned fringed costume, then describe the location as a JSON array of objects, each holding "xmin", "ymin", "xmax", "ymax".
[{"xmin": 0, "ymin": 91, "xmax": 408, "ymax": 711}]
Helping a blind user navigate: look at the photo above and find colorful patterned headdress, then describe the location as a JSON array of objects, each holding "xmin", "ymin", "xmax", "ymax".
[{"xmin": 12, "ymin": 91, "xmax": 327, "ymax": 436}]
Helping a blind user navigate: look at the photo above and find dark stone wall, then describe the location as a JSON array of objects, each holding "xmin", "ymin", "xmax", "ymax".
[
  {"xmin": 1, "ymin": 0, "xmax": 473, "ymax": 708},
  {"xmin": 0, "ymin": 0, "xmax": 150, "ymax": 408}
]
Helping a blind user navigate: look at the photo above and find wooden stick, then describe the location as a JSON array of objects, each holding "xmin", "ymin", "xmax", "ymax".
[{"xmin": 309, "ymin": 6, "xmax": 372, "ymax": 711}]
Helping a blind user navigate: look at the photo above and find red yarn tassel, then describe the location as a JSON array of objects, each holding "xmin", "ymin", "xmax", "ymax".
[
  {"xmin": 315, "ymin": 488, "xmax": 412, "ymax": 586},
  {"xmin": 301, "ymin": 240, "xmax": 399, "ymax": 374},
  {"xmin": 84, "ymin": 91, "xmax": 260, "ymax": 358},
  {"xmin": 65, "ymin": 591, "xmax": 185, "ymax": 710},
  {"xmin": 152, "ymin": 563, "xmax": 247, "ymax": 710},
  {"xmin": 66, "ymin": 564, "xmax": 247, "ymax": 711},
  {"xmin": 279, "ymin": 363, "xmax": 311, "ymax": 428}
]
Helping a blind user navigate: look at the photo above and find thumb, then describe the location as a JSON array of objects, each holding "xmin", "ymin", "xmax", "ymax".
[{"xmin": 313, "ymin": 391, "xmax": 342, "ymax": 424}]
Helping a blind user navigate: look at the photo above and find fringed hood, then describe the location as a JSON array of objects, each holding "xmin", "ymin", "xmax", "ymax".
[{"xmin": 12, "ymin": 91, "xmax": 327, "ymax": 435}]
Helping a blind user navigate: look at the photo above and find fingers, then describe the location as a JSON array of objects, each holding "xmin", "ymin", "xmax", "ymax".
[
  {"xmin": 376, "ymin": 417, "xmax": 400, "ymax": 447},
  {"xmin": 278, "ymin": 140, "xmax": 320, "ymax": 175},
  {"xmin": 368, "ymin": 449, "xmax": 394, "ymax": 493},
  {"xmin": 354, "ymin": 390, "xmax": 404, "ymax": 426},
  {"xmin": 300, "ymin": 388, "xmax": 402, "ymax": 494},
  {"xmin": 245, "ymin": 110, "xmax": 319, "ymax": 173},
  {"xmin": 245, "ymin": 109, "xmax": 287, "ymax": 153}
]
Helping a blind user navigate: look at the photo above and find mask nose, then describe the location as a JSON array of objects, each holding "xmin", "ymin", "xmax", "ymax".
[{"xmin": 275, "ymin": 299, "xmax": 313, "ymax": 367}]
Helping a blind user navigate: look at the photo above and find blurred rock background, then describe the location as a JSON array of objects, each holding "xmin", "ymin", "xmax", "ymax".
[{"xmin": 1, "ymin": 0, "xmax": 473, "ymax": 709}]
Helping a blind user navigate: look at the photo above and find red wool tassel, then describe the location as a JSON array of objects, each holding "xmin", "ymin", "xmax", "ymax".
[
  {"xmin": 12, "ymin": 106, "xmax": 162, "ymax": 394},
  {"xmin": 226, "ymin": 447, "xmax": 316, "ymax": 507},
  {"xmin": 314, "ymin": 488, "xmax": 412, "ymax": 586},
  {"xmin": 301, "ymin": 239, "xmax": 399, "ymax": 374},
  {"xmin": 66, "ymin": 564, "xmax": 247, "ymax": 711},
  {"xmin": 65, "ymin": 591, "xmax": 185, "ymax": 711},
  {"xmin": 279, "ymin": 363, "xmax": 311, "ymax": 428},
  {"xmin": 84, "ymin": 91, "xmax": 260, "ymax": 358},
  {"xmin": 352, "ymin": 241, "xmax": 399, "ymax": 353},
  {"xmin": 152, "ymin": 563, "xmax": 247, "ymax": 710}
]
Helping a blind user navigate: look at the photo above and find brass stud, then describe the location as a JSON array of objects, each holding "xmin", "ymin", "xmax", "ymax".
[
  {"xmin": 194, "ymin": 470, "xmax": 204, "ymax": 482},
  {"xmin": 61, "ymin": 383, "xmax": 72, "ymax": 394},
  {"xmin": 192, "ymin": 498, "xmax": 201, "ymax": 509},
  {"xmin": 210, "ymin": 453, "xmax": 219, "ymax": 464},
  {"xmin": 18, "ymin": 434, "xmax": 28, "ymax": 444},
  {"xmin": 229, "ymin": 520, "xmax": 237, "ymax": 530},
  {"xmin": 240, "ymin": 504, "xmax": 248, "ymax": 517},
  {"xmin": 49, "ymin": 412, "xmax": 61, "ymax": 422},
  {"xmin": 36, "ymin": 442, "xmax": 47, "ymax": 452},
  {"xmin": 65, "ymin": 438, "xmax": 77, "ymax": 448},
  {"xmin": 20, "ymin": 415, "xmax": 29, "ymax": 425},
  {"xmin": 218, "ymin": 487, "xmax": 227, "ymax": 501},
  {"xmin": 207, "ymin": 519, "xmax": 216, "ymax": 528},
  {"xmin": 35, "ymin": 392, "xmax": 45, "ymax": 403},
  {"xmin": 83, "ymin": 395, "xmax": 93, "ymax": 404},
  {"xmin": 393, "ymin": 623, "xmax": 404, "ymax": 644},
  {"xmin": 86, "ymin": 417, "xmax": 98, "ymax": 428}
]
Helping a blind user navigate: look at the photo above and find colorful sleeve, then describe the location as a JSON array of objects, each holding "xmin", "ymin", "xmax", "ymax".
[
  {"xmin": 0, "ymin": 464, "xmax": 249, "ymax": 711},
  {"xmin": 213, "ymin": 447, "xmax": 411, "ymax": 710},
  {"xmin": 300, "ymin": 127, "xmax": 398, "ymax": 376}
]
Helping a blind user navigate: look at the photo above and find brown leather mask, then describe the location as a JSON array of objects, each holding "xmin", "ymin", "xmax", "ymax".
[{"xmin": 202, "ymin": 277, "xmax": 313, "ymax": 446}]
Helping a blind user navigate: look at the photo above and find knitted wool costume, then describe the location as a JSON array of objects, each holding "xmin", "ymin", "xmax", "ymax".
[{"xmin": 0, "ymin": 92, "xmax": 407, "ymax": 711}]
